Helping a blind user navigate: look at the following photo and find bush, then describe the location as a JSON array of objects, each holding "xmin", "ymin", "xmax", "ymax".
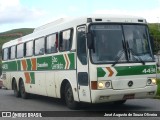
[{"xmin": 157, "ymin": 79, "xmax": 160, "ymax": 96}]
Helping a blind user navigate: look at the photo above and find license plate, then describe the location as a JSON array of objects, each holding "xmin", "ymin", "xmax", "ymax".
[{"xmin": 123, "ymin": 94, "xmax": 135, "ymax": 100}]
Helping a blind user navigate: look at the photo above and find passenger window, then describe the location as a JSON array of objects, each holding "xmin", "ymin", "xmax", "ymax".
[
  {"xmin": 10, "ymin": 46, "xmax": 16, "ymax": 59},
  {"xmin": 17, "ymin": 44, "xmax": 24, "ymax": 58},
  {"xmin": 34, "ymin": 37, "xmax": 45, "ymax": 55},
  {"xmin": 46, "ymin": 34, "xmax": 58, "ymax": 54},
  {"xmin": 26, "ymin": 41, "xmax": 33, "ymax": 57},
  {"xmin": 59, "ymin": 29, "xmax": 73, "ymax": 51},
  {"xmin": 3, "ymin": 48, "xmax": 8, "ymax": 61}
]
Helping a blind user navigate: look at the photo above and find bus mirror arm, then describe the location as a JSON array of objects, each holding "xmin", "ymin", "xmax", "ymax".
[{"xmin": 87, "ymin": 32, "xmax": 95, "ymax": 52}]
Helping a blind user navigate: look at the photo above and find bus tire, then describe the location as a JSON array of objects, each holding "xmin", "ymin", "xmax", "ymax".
[
  {"xmin": 19, "ymin": 80, "xmax": 29, "ymax": 99},
  {"xmin": 13, "ymin": 80, "xmax": 20, "ymax": 97},
  {"xmin": 64, "ymin": 83, "xmax": 79, "ymax": 109},
  {"xmin": 113, "ymin": 100, "xmax": 126, "ymax": 105}
]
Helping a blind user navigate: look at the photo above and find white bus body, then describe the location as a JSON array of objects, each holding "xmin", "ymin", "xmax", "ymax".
[{"xmin": 2, "ymin": 15, "xmax": 157, "ymax": 109}]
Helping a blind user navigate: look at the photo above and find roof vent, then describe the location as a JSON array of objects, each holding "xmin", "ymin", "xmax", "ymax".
[
  {"xmin": 138, "ymin": 19, "xmax": 143, "ymax": 22},
  {"xmin": 95, "ymin": 19, "xmax": 102, "ymax": 21}
]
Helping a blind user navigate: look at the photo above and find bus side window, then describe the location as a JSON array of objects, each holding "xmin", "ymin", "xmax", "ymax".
[
  {"xmin": 59, "ymin": 29, "xmax": 73, "ymax": 51},
  {"xmin": 17, "ymin": 43, "xmax": 24, "ymax": 58},
  {"xmin": 3, "ymin": 48, "xmax": 9, "ymax": 61},
  {"xmin": 26, "ymin": 41, "xmax": 33, "ymax": 57},
  {"xmin": 34, "ymin": 37, "xmax": 45, "ymax": 55},
  {"xmin": 46, "ymin": 33, "xmax": 58, "ymax": 54},
  {"xmin": 10, "ymin": 46, "xmax": 16, "ymax": 59}
]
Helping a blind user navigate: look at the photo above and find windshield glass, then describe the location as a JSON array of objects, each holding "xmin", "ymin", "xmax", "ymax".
[
  {"xmin": 123, "ymin": 25, "xmax": 153, "ymax": 62},
  {"xmin": 90, "ymin": 24, "xmax": 154, "ymax": 64}
]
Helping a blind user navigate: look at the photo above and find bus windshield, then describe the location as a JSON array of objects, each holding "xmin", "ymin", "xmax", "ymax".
[{"xmin": 90, "ymin": 24, "xmax": 154, "ymax": 64}]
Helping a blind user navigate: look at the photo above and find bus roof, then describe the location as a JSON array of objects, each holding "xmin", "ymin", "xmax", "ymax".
[{"xmin": 2, "ymin": 14, "xmax": 147, "ymax": 49}]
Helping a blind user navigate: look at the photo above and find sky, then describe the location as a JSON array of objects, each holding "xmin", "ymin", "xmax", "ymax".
[{"xmin": 0, "ymin": 0, "xmax": 160, "ymax": 32}]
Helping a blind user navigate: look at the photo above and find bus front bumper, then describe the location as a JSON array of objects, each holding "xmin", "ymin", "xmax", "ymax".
[{"xmin": 91, "ymin": 86, "xmax": 157, "ymax": 103}]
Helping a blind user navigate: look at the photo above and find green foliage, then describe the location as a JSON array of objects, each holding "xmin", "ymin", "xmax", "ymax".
[
  {"xmin": 157, "ymin": 79, "xmax": 160, "ymax": 96},
  {"xmin": 0, "ymin": 28, "xmax": 34, "ymax": 74},
  {"xmin": 148, "ymin": 23, "xmax": 160, "ymax": 52},
  {"xmin": 0, "ymin": 28, "xmax": 34, "ymax": 56},
  {"xmin": 148, "ymin": 23, "xmax": 160, "ymax": 37}
]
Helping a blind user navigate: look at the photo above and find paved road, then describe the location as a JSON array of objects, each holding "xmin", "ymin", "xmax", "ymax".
[{"xmin": 0, "ymin": 88, "xmax": 160, "ymax": 120}]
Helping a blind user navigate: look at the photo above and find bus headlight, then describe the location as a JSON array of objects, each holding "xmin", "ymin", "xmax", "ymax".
[
  {"xmin": 151, "ymin": 78, "xmax": 156, "ymax": 84},
  {"xmin": 98, "ymin": 81, "xmax": 112, "ymax": 89},
  {"xmin": 98, "ymin": 82, "xmax": 104, "ymax": 89},
  {"xmin": 147, "ymin": 78, "xmax": 157, "ymax": 85}
]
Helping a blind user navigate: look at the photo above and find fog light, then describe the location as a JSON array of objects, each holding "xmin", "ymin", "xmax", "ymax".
[
  {"xmin": 105, "ymin": 82, "xmax": 110, "ymax": 88},
  {"xmin": 98, "ymin": 82, "xmax": 104, "ymax": 88},
  {"xmin": 147, "ymin": 79, "xmax": 152, "ymax": 85}
]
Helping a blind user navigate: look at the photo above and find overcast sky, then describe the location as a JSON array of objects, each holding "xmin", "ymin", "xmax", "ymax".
[{"xmin": 0, "ymin": 0, "xmax": 160, "ymax": 32}]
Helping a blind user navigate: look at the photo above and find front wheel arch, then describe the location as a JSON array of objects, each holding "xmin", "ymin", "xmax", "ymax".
[
  {"xmin": 64, "ymin": 82, "xmax": 79, "ymax": 109},
  {"xmin": 60, "ymin": 79, "xmax": 70, "ymax": 100}
]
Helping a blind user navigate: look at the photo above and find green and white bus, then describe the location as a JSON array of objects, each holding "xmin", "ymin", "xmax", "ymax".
[{"xmin": 1, "ymin": 15, "xmax": 157, "ymax": 109}]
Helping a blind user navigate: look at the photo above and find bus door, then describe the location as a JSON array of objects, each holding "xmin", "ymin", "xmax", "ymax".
[{"xmin": 76, "ymin": 25, "xmax": 91, "ymax": 102}]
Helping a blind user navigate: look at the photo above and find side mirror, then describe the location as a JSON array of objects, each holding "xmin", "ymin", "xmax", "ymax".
[{"xmin": 87, "ymin": 32, "xmax": 94, "ymax": 49}]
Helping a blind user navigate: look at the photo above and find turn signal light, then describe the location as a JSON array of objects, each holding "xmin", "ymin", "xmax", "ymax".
[{"xmin": 91, "ymin": 81, "xmax": 97, "ymax": 90}]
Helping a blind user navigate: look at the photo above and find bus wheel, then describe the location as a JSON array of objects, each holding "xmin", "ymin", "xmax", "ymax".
[
  {"xmin": 113, "ymin": 100, "xmax": 126, "ymax": 105},
  {"xmin": 19, "ymin": 80, "xmax": 29, "ymax": 99},
  {"xmin": 64, "ymin": 83, "xmax": 79, "ymax": 109},
  {"xmin": 13, "ymin": 80, "xmax": 20, "ymax": 97}
]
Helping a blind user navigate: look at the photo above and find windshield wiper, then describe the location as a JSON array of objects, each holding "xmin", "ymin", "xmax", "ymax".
[
  {"xmin": 112, "ymin": 40, "xmax": 127, "ymax": 66},
  {"xmin": 112, "ymin": 49, "xmax": 125, "ymax": 66},
  {"xmin": 112, "ymin": 41, "xmax": 145, "ymax": 66},
  {"xmin": 126, "ymin": 41, "xmax": 145, "ymax": 65}
]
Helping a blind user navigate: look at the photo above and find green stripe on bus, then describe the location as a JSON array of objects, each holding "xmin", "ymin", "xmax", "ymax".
[
  {"xmin": 97, "ymin": 65, "xmax": 156, "ymax": 77},
  {"xmin": 68, "ymin": 53, "xmax": 75, "ymax": 69},
  {"xmin": 30, "ymin": 72, "xmax": 35, "ymax": 84},
  {"xmin": 37, "ymin": 56, "xmax": 52, "ymax": 70},
  {"xmin": 2, "ymin": 53, "xmax": 75, "ymax": 71},
  {"xmin": 9, "ymin": 61, "xmax": 17, "ymax": 71},
  {"xmin": 17, "ymin": 60, "xmax": 21, "ymax": 71},
  {"xmin": 115, "ymin": 65, "xmax": 156, "ymax": 76},
  {"xmin": 97, "ymin": 68, "xmax": 106, "ymax": 77},
  {"xmin": 26, "ymin": 59, "xmax": 32, "ymax": 71},
  {"xmin": 51, "ymin": 55, "xmax": 65, "ymax": 70}
]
